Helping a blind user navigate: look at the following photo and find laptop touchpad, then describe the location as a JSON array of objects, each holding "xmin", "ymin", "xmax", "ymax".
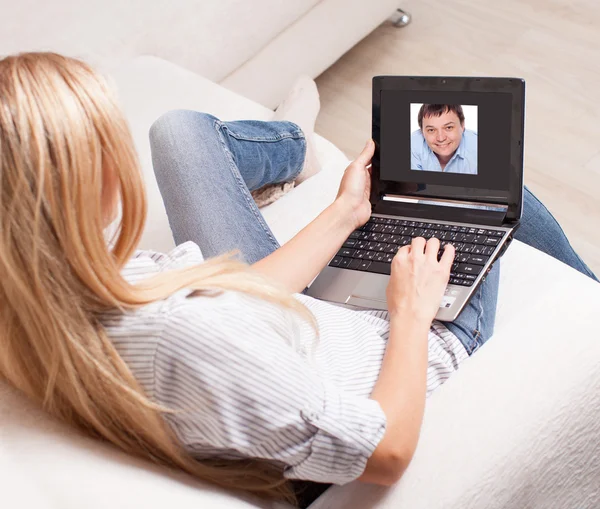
[{"xmin": 346, "ymin": 275, "xmax": 388, "ymax": 307}]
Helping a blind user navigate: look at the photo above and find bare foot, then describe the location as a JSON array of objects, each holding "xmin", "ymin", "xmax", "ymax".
[{"xmin": 273, "ymin": 75, "xmax": 321, "ymax": 185}]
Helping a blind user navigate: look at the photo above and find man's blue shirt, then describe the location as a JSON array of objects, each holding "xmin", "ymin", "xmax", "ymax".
[{"xmin": 411, "ymin": 129, "xmax": 478, "ymax": 175}]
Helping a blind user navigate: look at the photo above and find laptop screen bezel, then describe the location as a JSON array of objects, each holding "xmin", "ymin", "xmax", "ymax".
[{"xmin": 371, "ymin": 76, "xmax": 525, "ymax": 224}]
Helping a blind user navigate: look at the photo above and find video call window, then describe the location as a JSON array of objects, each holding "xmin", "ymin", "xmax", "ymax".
[{"xmin": 410, "ymin": 103, "xmax": 478, "ymax": 175}]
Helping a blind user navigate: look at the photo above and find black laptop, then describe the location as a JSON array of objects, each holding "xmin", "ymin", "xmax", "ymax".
[{"xmin": 306, "ymin": 76, "xmax": 526, "ymax": 321}]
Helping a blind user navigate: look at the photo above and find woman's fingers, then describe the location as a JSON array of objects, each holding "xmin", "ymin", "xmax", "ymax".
[
  {"xmin": 411, "ymin": 236, "xmax": 426, "ymax": 254},
  {"xmin": 355, "ymin": 139, "xmax": 375, "ymax": 166},
  {"xmin": 439, "ymin": 244, "xmax": 456, "ymax": 270},
  {"xmin": 425, "ymin": 237, "xmax": 440, "ymax": 261}
]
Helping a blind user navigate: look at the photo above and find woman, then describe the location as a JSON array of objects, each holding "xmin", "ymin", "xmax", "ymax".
[{"xmin": 0, "ymin": 53, "xmax": 596, "ymax": 508}]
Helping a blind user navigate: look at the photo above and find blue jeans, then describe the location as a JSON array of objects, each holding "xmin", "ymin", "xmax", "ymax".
[{"xmin": 149, "ymin": 110, "xmax": 598, "ymax": 356}]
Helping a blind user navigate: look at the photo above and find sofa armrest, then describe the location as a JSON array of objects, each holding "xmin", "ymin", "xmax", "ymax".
[{"xmin": 310, "ymin": 241, "xmax": 600, "ymax": 509}]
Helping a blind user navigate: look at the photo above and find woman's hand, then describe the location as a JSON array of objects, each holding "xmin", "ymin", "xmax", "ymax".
[
  {"xmin": 335, "ymin": 139, "xmax": 375, "ymax": 230},
  {"xmin": 387, "ymin": 237, "xmax": 455, "ymax": 325}
]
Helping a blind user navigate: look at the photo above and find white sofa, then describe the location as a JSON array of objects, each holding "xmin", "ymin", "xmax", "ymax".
[
  {"xmin": 1, "ymin": 3, "xmax": 600, "ymax": 509},
  {"xmin": 1, "ymin": 54, "xmax": 599, "ymax": 509},
  {"xmin": 0, "ymin": 0, "xmax": 398, "ymax": 108}
]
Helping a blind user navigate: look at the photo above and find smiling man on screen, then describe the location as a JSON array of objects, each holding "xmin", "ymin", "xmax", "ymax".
[{"xmin": 411, "ymin": 104, "xmax": 478, "ymax": 175}]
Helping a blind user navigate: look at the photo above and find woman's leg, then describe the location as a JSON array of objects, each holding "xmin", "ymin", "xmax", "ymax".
[
  {"xmin": 514, "ymin": 187, "xmax": 598, "ymax": 281},
  {"xmin": 446, "ymin": 186, "xmax": 598, "ymax": 354},
  {"xmin": 149, "ymin": 110, "xmax": 306, "ymax": 264},
  {"xmin": 444, "ymin": 263, "xmax": 500, "ymax": 355}
]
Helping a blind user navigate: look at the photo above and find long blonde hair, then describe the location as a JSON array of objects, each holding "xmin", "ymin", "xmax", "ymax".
[{"xmin": 0, "ymin": 52, "xmax": 314, "ymax": 504}]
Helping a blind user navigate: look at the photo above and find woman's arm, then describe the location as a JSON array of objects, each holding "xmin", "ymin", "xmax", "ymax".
[
  {"xmin": 252, "ymin": 140, "xmax": 375, "ymax": 293},
  {"xmin": 360, "ymin": 238, "xmax": 455, "ymax": 485},
  {"xmin": 251, "ymin": 199, "xmax": 356, "ymax": 293}
]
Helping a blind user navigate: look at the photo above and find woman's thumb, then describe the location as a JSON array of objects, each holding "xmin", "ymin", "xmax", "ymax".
[{"xmin": 356, "ymin": 139, "xmax": 375, "ymax": 165}]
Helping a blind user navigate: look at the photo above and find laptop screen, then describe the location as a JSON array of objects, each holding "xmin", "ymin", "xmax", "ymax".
[{"xmin": 372, "ymin": 77, "xmax": 525, "ymax": 223}]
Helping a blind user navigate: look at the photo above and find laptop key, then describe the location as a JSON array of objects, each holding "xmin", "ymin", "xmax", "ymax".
[
  {"xmin": 481, "ymin": 246, "xmax": 495, "ymax": 256},
  {"xmin": 473, "ymin": 235, "xmax": 487, "ymax": 244},
  {"xmin": 329, "ymin": 256, "xmax": 343, "ymax": 267},
  {"xmin": 348, "ymin": 258, "xmax": 362, "ymax": 270},
  {"xmin": 368, "ymin": 261, "xmax": 392, "ymax": 275},
  {"xmin": 469, "ymin": 255, "xmax": 489, "ymax": 265},
  {"xmin": 343, "ymin": 239, "xmax": 357, "ymax": 248},
  {"xmin": 338, "ymin": 248, "xmax": 355, "ymax": 258},
  {"xmin": 358, "ymin": 260, "xmax": 372, "ymax": 271},
  {"xmin": 464, "ymin": 273, "xmax": 477, "ymax": 281},
  {"xmin": 339, "ymin": 257, "xmax": 351, "ymax": 268},
  {"xmin": 349, "ymin": 231, "xmax": 360, "ymax": 239},
  {"xmin": 484, "ymin": 237, "xmax": 500, "ymax": 246},
  {"xmin": 456, "ymin": 263, "xmax": 481, "ymax": 275},
  {"xmin": 374, "ymin": 252, "xmax": 386, "ymax": 262}
]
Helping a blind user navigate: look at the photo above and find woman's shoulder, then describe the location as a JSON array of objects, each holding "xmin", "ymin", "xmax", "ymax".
[{"xmin": 124, "ymin": 241, "xmax": 204, "ymax": 284}]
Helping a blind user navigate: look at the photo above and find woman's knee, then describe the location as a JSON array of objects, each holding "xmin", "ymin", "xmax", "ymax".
[{"xmin": 149, "ymin": 110, "xmax": 218, "ymax": 149}]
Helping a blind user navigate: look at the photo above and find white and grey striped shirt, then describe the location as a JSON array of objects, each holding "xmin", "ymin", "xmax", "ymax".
[{"xmin": 102, "ymin": 242, "xmax": 468, "ymax": 485}]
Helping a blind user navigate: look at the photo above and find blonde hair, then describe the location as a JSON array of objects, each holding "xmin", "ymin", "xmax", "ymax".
[{"xmin": 0, "ymin": 52, "xmax": 315, "ymax": 504}]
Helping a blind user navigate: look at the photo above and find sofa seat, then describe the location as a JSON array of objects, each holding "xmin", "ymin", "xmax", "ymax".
[{"xmin": 0, "ymin": 56, "xmax": 598, "ymax": 509}]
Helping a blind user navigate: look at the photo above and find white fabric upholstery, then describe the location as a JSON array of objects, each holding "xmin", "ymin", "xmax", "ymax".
[
  {"xmin": 0, "ymin": 0, "xmax": 319, "ymax": 80},
  {"xmin": 0, "ymin": 0, "xmax": 398, "ymax": 107},
  {"xmin": 221, "ymin": 0, "xmax": 399, "ymax": 108}
]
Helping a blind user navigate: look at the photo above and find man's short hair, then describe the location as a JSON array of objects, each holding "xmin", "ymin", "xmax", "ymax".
[{"xmin": 418, "ymin": 104, "xmax": 465, "ymax": 129}]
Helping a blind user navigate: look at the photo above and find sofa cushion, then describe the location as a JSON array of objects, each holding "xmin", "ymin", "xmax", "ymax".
[
  {"xmin": 0, "ymin": 0, "xmax": 322, "ymax": 82},
  {"xmin": 111, "ymin": 55, "xmax": 349, "ymax": 252}
]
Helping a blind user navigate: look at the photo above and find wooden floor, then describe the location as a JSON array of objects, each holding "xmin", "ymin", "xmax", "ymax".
[{"xmin": 315, "ymin": 0, "xmax": 600, "ymax": 275}]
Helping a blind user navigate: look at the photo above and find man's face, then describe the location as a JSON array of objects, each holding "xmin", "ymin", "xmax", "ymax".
[{"xmin": 421, "ymin": 109, "xmax": 464, "ymax": 158}]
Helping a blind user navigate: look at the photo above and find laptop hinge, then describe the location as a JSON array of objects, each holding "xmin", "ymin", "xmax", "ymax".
[{"xmin": 374, "ymin": 194, "xmax": 509, "ymax": 226}]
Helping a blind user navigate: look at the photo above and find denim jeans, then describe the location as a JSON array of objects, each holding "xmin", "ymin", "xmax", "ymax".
[{"xmin": 149, "ymin": 110, "xmax": 598, "ymax": 357}]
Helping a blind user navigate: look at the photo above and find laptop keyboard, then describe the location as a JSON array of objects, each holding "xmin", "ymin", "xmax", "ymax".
[{"xmin": 329, "ymin": 217, "xmax": 506, "ymax": 286}]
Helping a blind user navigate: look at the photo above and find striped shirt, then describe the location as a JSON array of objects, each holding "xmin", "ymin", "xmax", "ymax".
[{"xmin": 101, "ymin": 242, "xmax": 468, "ymax": 485}]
